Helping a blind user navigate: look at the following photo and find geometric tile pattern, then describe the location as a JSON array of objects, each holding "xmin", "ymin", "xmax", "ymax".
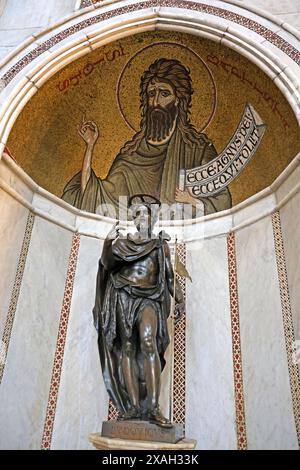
[
  {"xmin": 80, "ymin": 0, "xmax": 100, "ymax": 7},
  {"xmin": 272, "ymin": 211, "xmax": 300, "ymax": 448},
  {"xmin": 0, "ymin": 212, "xmax": 35, "ymax": 385},
  {"xmin": 41, "ymin": 233, "xmax": 80, "ymax": 450},
  {"xmin": 80, "ymin": 0, "xmax": 93, "ymax": 7},
  {"xmin": 2, "ymin": 0, "xmax": 300, "ymax": 87},
  {"xmin": 227, "ymin": 232, "xmax": 248, "ymax": 450},
  {"xmin": 107, "ymin": 400, "xmax": 118, "ymax": 421},
  {"xmin": 172, "ymin": 243, "xmax": 186, "ymax": 428}
]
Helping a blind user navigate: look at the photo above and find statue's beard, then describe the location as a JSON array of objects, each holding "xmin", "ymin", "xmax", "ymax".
[{"xmin": 145, "ymin": 102, "xmax": 177, "ymax": 142}]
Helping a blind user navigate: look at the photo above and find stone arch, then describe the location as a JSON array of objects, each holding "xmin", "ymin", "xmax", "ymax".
[{"xmin": 0, "ymin": 0, "xmax": 299, "ymax": 155}]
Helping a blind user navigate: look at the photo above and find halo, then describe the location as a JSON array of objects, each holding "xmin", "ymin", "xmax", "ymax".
[
  {"xmin": 128, "ymin": 194, "xmax": 161, "ymax": 208},
  {"xmin": 116, "ymin": 41, "xmax": 217, "ymax": 133}
]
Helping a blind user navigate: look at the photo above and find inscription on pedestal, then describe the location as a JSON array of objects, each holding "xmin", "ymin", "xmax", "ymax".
[{"xmin": 101, "ymin": 420, "xmax": 184, "ymax": 443}]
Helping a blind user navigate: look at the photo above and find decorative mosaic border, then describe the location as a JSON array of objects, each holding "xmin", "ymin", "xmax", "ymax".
[
  {"xmin": 1, "ymin": 0, "xmax": 300, "ymax": 88},
  {"xmin": 227, "ymin": 232, "xmax": 248, "ymax": 450},
  {"xmin": 107, "ymin": 400, "xmax": 118, "ymax": 421},
  {"xmin": 80, "ymin": 0, "xmax": 101, "ymax": 7},
  {"xmin": 173, "ymin": 243, "xmax": 186, "ymax": 427},
  {"xmin": 41, "ymin": 233, "xmax": 80, "ymax": 450},
  {"xmin": 272, "ymin": 211, "xmax": 300, "ymax": 447},
  {"xmin": 0, "ymin": 212, "xmax": 35, "ymax": 385},
  {"xmin": 80, "ymin": 0, "xmax": 93, "ymax": 7}
]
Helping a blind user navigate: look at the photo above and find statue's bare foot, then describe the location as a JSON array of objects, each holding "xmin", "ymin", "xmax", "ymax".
[
  {"xmin": 148, "ymin": 407, "xmax": 173, "ymax": 428},
  {"xmin": 118, "ymin": 405, "xmax": 141, "ymax": 421}
]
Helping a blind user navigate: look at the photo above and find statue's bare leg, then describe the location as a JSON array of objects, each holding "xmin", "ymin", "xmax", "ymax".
[
  {"xmin": 138, "ymin": 305, "xmax": 160, "ymax": 410},
  {"xmin": 139, "ymin": 305, "xmax": 172, "ymax": 428},
  {"xmin": 117, "ymin": 307, "xmax": 140, "ymax": 418}
]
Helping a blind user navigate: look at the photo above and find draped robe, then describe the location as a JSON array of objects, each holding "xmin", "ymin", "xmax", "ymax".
[
  {"xmin": 62, "ymin": 128, "xmax": 232, "ymax": 216},
  {"xmin": 93, "ymin": 231, "xmax": 171, "ymax": 413}
]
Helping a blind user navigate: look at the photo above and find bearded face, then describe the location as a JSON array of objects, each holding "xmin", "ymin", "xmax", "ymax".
[
  {"xmin": 146, "ymin": 102, "xmax": 178, "ymax": 142},
  {"xmin": 145, "ymin": 80, "xmax": 178, "ymax": 142}
]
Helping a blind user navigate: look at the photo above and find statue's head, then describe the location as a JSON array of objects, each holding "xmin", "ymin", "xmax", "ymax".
[
  {"xmin": 140, "ymin": 58, "xmax": 194, "ymax": 142},
  {"xmin": 128, "ymin": 194, "xmax": 161, "ymax": 233}
]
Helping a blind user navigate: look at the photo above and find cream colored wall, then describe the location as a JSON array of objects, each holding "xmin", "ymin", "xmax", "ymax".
[
  {"xmin": 0, "ymin": 0, "xmax": 299, "ymax": 450},
  {"xmin": 236, "ymin": 0, "xmax": 300, "ymax": 31},
  {"xmin": 0, "ymin": 0, "xmax": 77, "ymax": 61},
  {"xmin": 0, "ymin": 150, "xmax": 299, "ymax": 449}
]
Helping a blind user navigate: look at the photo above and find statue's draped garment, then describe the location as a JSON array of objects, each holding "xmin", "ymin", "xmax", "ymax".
[{"xmin": 93, "ymin": 231, "xmax": 171, "ymax": 413}]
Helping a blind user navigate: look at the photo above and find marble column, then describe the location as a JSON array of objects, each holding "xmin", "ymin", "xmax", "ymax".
[
  {"xmin": 0, "ymin": 216, "xmax": 73, "ymax": 449},
  {"xmin": 185, "ymin": 236, "xmax": 236, "ymax": 450},
  {"xmin": 235, "ymin": 216, "xmax": 298, "ymax": 449},
  {"xmin": 50, "ymin": 236, "xmax": 108, "ymax": 450}
]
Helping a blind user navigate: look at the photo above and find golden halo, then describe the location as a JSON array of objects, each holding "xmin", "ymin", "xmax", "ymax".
[{"xmin": 116, "ymin": 41, "xmax": 217, "ymax": 133}]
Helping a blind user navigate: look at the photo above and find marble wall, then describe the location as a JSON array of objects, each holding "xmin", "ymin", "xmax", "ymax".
[
  {"xmin": 236, "ymin": 217, "xmax": 298, "ymax": 449},
  {"xmin": 0, "ymin": 189, "xmax": 29, "ymax": 341},
  {"xmin": 280, "ymin": 189, "xmax": 300, "ymax": 343},
  {"xmin": 0, "ymin": 215, "xmax": 73, "ymax": 449},
  {"xmin": 0, "ymin": 0, "xmax": 299, "ymax": 452},
  {"xmin": 50, "ymin": 235, "xmax": 108, "ymax": 450},
  {"xmin": 238, "ymin": 0, "xmax": 300, "ymax": 30},
  {"xmin": 0, "ymin": 147, "xmax": 300, "ymax": 449},
  {"xmin": 185, "ymin": 237, "xmax": 236, "ymax": 450},
  {"xmin": 0, "ymin": 0, "xmax": 76, "ymax": 61}
]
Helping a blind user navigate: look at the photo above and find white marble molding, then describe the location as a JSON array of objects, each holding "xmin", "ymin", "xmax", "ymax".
[{"xmin": 1, "ymin": 150, "xmax": 300, "ymax": 242}]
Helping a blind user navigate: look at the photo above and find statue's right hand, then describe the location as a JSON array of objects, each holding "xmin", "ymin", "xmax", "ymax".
[
  {"xmin": 107, "ymin": 222, "xmax": 125, "ymax": 240},
  {"xmin": 78, "ymin": 115, "xmax": 99, "ymax": 146}
]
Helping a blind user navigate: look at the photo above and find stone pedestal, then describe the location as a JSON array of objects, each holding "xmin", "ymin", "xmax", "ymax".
[
  {"xmin": 102, "ymin": 420, "xmax": 184, "ymax": 443},
  {"xmin": 89, "ymin": 420, "xmax": 196, "ymax": 450},
  {"xmin": 89, "ymin": 433, "xmax": 197, "ymax": 450}
]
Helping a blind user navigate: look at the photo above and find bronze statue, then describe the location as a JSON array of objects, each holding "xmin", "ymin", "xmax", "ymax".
[{"xmin": 93, "ymin": 194, "xmax": 184, "ymax": 428}]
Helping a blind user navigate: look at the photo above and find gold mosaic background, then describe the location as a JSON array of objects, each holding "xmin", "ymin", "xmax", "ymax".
[{"xmin": 7, "ymin": 30, "xmax": 300, "ymax": 207}]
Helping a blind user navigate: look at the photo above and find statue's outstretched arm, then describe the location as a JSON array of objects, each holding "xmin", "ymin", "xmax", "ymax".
[{"xmin": 101, "ymin": 222, "xmax": 124, "ymax": 270}]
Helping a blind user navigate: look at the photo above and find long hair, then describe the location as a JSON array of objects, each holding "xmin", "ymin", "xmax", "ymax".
[{"xmin": 120, "ymin": 58, "xmax": 209, "ymax": 155}]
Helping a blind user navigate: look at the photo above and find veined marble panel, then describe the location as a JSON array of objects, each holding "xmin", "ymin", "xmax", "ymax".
[
  {"xmin": 0, "ymin": 216, "xmax": 73, "ymax": 449},
  {"xmin": 51, "ymin": 236, "xmax": 107, "ymax": 450},
  {"xmin": 0, "ymin": 158, "xmax": 34, "ymax": 203},
  {"xmin": 279, "ymin": 12, "xmax": 300, "ymax": 30},
  {"xmin": 0, "ymin": 190, "xmax": 29, "ymax": 340},
  {"xmin": 275, "ymin": 162, "xmax": 300, "ymax": 205},
  {"xmin": 185, "ymin": 237, "xmax": 236, "ymax": 450},
  {"xmin": 280, "ymin": 191, "xmax": 300, "ymax": 343},
  {"xmin": 75, "ymin": 215, "xmax": 115, "ymax": 239},
  {"xmin": 0, "ymin": 47, "xmax": 13, "ymax": 61},
  {"xmin": 32, "ymin": 193, "xmax": 76, "ymax": 229},
  {"xmin": 0, "ymin": 0, "xmax": 75, "ymax": 30},
  {"xmin": 235, "ymin": 216, "xmax": 298, "ymax": 449},
  {"xmin": 233, "ymin": 191, "xmax": 275, "ymax": 228}
]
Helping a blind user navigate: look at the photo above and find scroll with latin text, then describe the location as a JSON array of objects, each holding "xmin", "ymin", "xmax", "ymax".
[{"xmin": 184, "ymin": 104, "xmax": 266, "ymax": 197}]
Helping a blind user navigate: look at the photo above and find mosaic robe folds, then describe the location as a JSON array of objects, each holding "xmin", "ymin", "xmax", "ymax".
[{"xmin": 62, "ymin": 128, "xmax": 232, "ymax": 216}]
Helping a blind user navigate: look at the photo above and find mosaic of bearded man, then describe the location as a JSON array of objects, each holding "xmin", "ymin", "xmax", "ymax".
[{"xmin": 61, "ymin": 58, "xmax": 232, "ymax": 216}]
